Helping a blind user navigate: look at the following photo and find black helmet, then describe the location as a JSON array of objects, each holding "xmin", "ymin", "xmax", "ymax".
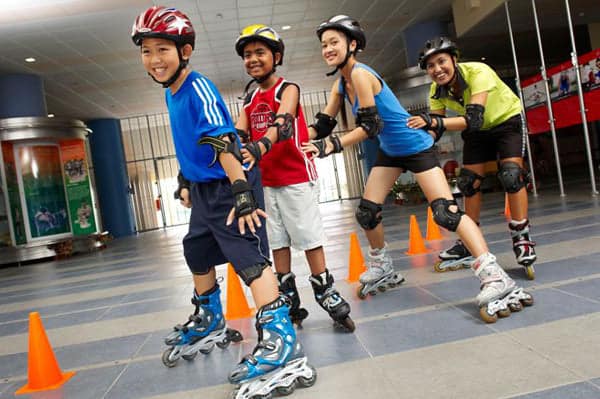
[
  {"xmin": 316, "ymin": 15, "xmax": 366, "ymax": 51},
  {"xmin": 418, "ymin": 37, "xmax": 459, "ymax": 69}
]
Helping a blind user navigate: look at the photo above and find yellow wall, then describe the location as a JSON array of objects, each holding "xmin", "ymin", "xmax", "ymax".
[{"xmin": 452, "ymin": 0, "xmax": 505, "ymax": 37}]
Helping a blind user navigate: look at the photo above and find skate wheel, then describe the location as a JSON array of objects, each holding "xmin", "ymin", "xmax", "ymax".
[
  {"xmin": 216, "ymin": 338, "xmax": 231, "ymax": 349},
  {"xmin": 433, "ymin": 261, "xmax": 447, "ymax": 273},
  {"xmin": 161, "ymin": 348, "xmax": 179, "ymax": 368},
  {"xmin": 450, "ymin": 263, "xmax": 465, "ymax": 271},
  {"xmin": 199, "ymin": 343, "xmax": 214, "ymax": 354},
  {"xmin": 377, "ymin": 285, "xmax": 387, "ymax": 293},
  {"xmin": 226, "ymin": 328, "xmax": 244, "ymax": 343},
  {"xmin": 275, "ymin": 381, "xmax": 296, "ymax": 396},
  {"xmin": 479, "ymin": 307, "xmax": 498, "ymax": 324},
  {"xmin": 521, "ymin": 293, "xmax": 534, "ymax": 307},
  {"xmin": 182, "ymin": 351, "xmax": 198, "ymax": 361},
  {"xmin": 497, "ymin": 307, "xmax": 511, "ymax": 318},
  {"xmin": 296, "ymin": 365, "xmax": 317, "ymax": 388},
  {"xmin": 509, "ymin": 302, "xmax": 523, "ymax": 312},
  {"xmin": 356, "ymin": 285, "xmax": 367, "ymax": 300},
  {"xmin": 525, "ymin": 266, "xmax": 535, "ymax": 280}
]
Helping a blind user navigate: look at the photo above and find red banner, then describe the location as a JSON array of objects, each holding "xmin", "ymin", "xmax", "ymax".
[{"xmin": 521, "ymin": 48, "xmax": 600, "ymax": 135}]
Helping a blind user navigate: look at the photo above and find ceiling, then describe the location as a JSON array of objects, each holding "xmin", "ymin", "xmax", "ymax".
[{"xmin": 0, "ymin": 0, "xmax": 598, "ymax": 121}]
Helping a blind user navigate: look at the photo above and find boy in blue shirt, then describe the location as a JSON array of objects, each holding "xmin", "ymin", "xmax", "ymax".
[{"xmin": 132, "ymin": 6, "xmax": 315, "ymax": 397}]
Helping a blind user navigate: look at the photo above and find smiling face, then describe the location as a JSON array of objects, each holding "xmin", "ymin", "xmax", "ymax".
[
  {"xmin": 141, "ymin": 37, "xmax": 188, "ymax": 85},
  {"xmin": 320, "ymin": 29, "xmax": 354, "ymax": 67},
  {"xmin": 425, "ymin": 52, "xmax": 456, "ymax": 86},
  {"xmin": 242, "ymin": 41, "xmax": 279, "ymax": 80}
]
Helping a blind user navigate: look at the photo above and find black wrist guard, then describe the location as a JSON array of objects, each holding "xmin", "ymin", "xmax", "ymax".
[
  {"xmin": 418, "ymin": 113, "xmax": 446, "ymax": 142},
  {"xmin": 231, "ymin": 179, "xmax": 257, "ymax": 217},
  {"xmin": 174, "ymin": 170, "xmax": 191, "ymax": 200},
  {"xmin": 310, "ymin": 112, "xmax": 337, "ymax": 140},
  {"xmin": 330, "ymin": 135, "xmax": 343, "ymax": 154},
  {"xmin": 236, "ymin": 128, "xmax": 249, "ymax": 143}
]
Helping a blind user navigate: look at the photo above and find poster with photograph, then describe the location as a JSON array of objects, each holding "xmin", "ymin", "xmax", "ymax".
[{"xmin": 60, "ymin": 139, "xmax": 97, "ymax": 236}]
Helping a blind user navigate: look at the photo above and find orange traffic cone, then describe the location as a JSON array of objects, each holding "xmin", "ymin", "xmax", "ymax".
[
  {"xmin": 425, "ymin": 207, "xmax": 443, "ymax": 241},
  {"xmin": 15, "ymin": 312, "xmax": 75, "ymax": 395},
  {"xmin": 346, "ymin": 232, "xmax": 367, "ymax": 282},
  {"xmin": 504, "ymin": 194, "xmax": 511, "ymax": 220},
  {"xmin": 225, "ymin": 264, "xmax": 254, "ymax": 320},
  {"xmin": 405, "ymin": 215, "xmax": 430, "ymax": 255}
]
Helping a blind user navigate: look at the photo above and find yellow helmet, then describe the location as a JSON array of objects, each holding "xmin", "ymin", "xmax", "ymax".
[{"xmin": 235, "ymin": 24, "xmax": 284, "ymax": 65}]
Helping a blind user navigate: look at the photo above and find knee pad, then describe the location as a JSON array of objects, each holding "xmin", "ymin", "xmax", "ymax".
[
  {"xmin": 237, "ymin": 263, "xmax": 271, "ymax": 286},
  {"xmin": 355, "ymin": 198, "xmax": 383, "ymax": 230},
  {"xmin": 430, "ymin": 198, "xmax": 465, "ymax": 232},
  {"xmin": 456, "ymin": 168, "xmax": 484, "ymax": 197},
  {"xmin": 497, "ymin": 161, "xmax": 529, "ymax": 193}
]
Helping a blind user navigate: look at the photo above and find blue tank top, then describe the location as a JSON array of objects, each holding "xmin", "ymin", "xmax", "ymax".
[{"xmin": 340, "ymin": 63, "xmax": 433, "ymax": 157}]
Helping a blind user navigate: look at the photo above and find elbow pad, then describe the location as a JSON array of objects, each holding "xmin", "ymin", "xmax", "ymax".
[
  {"xmin": 269, "ymin": 113, "xmax": 295, "ymax": 141},
  {"xmin": 197, "ymin": 133, "xmax": 243, "ymax": 167},
  {"xmin": 356, "ymin": 106, "xmax": 383, "ymax": 138},
  {"xmin": 464, "ymin": 104, "xmax": 485, "ymax": 133},
  {"xmin": 310, "ymin": 112, "xmax": 337, "ymax": 140}
]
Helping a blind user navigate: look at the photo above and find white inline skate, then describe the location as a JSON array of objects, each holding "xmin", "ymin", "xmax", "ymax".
[
  {"xmin": 473, "ymin": 253, "xmax": 534, "ymax": 323},
  {"xmin": 357, "ymin": 244, "xmax": 405, "ymax": 299},
  {"xmin": 229, "ymin": 296, "xmax": 317, "ymax": 399},
  {"xmin": 434, "ymin": 240, "xmax": 475, "ymax": 272},
  {"xmin": 509, "ymin": 219, "xmax": 537, "ymax": 280}
]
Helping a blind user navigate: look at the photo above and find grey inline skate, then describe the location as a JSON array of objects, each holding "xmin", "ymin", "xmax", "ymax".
[
  {"xmin": 434, "ymin": 240, "xmax": 475, "ymax": 272},
  {"xmin": 310, "ymin": 269, "xmax": 355, "ymax": 332},
  {"xmin": 472, "ymin": 253, "xmax": 534, "ymax": 323},
  {"xmin": 162, "ymin": 285, "xmax": 242, "ymax": 368},
  {"xmin": 357, "ymin": 244, "xmax": 405, "ymax": 299},
  {"xmin": 509, "ymin": 219, "xmax": 537, "ymax": 280},
  {"xmin": 229, "ymin": 296, "xmax": 317, "ymax": 399},
  {"xmin": 277, "ymin": 272, "xmax": 309, "ymax": 327}
]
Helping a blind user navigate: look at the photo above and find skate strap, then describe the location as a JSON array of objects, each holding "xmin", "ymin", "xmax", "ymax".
[
  {"xmin": 514, "ymin": 239, "xmax": 536, "ymax": 246},
  {"xmin": 478, "ymin": 270, "xmax": 504, "ymax": 287}
]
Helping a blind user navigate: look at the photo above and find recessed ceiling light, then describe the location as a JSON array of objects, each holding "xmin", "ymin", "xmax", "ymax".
[
  {"xmin": 481, "ymin": 57, "xmax": 486, "ymax": 61},
  {"xmin": 281, "ymin": 25, "xmax": 291, "ymax": 31},
  {"xmin": 47, "ymin": 114, "xmax": 55, "ymax": 118},
  {"xmin": 25, "ymin": 57, "xmax": 36, "ymax": 63}
]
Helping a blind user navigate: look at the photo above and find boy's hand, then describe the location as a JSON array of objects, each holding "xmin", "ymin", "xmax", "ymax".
[
  {"xmin": 240, "ymin": 146, "xmax": 257, "ymax": 170},
  {"xmin": 226, "ymin": 208, "xmax": 267, "ymax": 235},
  {"xmin": 179, "ymin": 187, "xmax": 192, "ymax": 208}
]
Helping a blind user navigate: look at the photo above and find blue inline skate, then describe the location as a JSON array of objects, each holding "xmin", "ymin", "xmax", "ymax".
[
  {"xmin": 277, "ymin": 272, "xmax": 309, "ymax": 327},
  {"xmin": 229, "ymin": 296, "xmax": 317, "ymax": 399},
  {"xmin": 162, "ymin": 284, "xmax": 242, "ymax": 368},
  {"xmin": 310, "ymin": 269, "xmax": 355, "ymax": 332}
]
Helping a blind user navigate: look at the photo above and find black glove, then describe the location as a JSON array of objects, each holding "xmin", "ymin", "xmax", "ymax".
[
  {"xmin": 231, "ymin": 179, "xmax": 257, "ymax": 217},
  {"xmin": 174, "ymin": 170, "xmax": 191, "ymax": 200}
]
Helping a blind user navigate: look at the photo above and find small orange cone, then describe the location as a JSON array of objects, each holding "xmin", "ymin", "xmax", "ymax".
[
  {"xmin": 504, "ymin": 194, "xmax": 511, "ymax": 220},
  {"xmin": 225, "ymin": 263, "xmax": 255, "ymax": 320},
  {"xmin": 346, "ymin": 232, "xmax": 367, "ymax": 282},
  {"xmin": 405, "ymin": 215, "xmax": 430, "ymax": 255},
  {"xmin": 16, "ymin": 312, "xmax": 75, "ymax": 395},
  {"xmin": 425, "ymin": 207, "xmax": 443, "ymax": 241}
]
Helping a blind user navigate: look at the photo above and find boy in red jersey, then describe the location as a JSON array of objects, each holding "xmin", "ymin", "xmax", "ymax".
[{"xmin": 235, "ymin": 24, "xmax": 354, "ymax": 331}]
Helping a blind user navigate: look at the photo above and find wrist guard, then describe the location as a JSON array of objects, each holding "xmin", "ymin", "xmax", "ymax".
[
  {"xmin": 418, "ymin": 113, "xmax": 446, "ymax": 142},
  {"xmin": 244, "ymin": 137, "xmax": 272, "ymax": 162},
  {"xmin": 174, "ymin": 170, "xmax": 191, "ymax": 200},
  {"xmin": 231, "ymin": 179, "xmax": 257, "ymax": 217},
  {"xmin": 313, "ymin": 135, "xmax": 343, "ymax": 158},
  {"xmin": 309, "ymin": 112, "xmax": 337, "ymax": 140}
]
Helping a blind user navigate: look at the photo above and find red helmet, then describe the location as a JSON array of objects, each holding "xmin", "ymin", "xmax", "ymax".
[{"xmin": 132, "ymin": 6, "xmax": 195, "ymax": 49}]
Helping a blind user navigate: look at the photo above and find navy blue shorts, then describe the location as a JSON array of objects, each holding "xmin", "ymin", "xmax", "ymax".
[{"xmin": 183, "ymin": 167, "xmax": 270, "ymax": 275}]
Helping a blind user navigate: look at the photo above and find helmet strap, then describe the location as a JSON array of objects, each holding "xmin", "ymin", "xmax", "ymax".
[
  {"xmin": 326, "ymin": 41, "xmax": 353, "ymax": 76},
  {"xmin": 149, "ymin": 45, "xmax": 189, "ymax": 88}
]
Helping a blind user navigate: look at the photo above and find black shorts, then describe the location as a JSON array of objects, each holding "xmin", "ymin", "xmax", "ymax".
[
  {"xmin": 183, "ymin": 167, "xmax": 270, "ymax": 275},
  {"xmin": 373, "ymin": 146, "xmax": 440, "ymax": 173},
  {"xmin": 462, "ymin": 115, "xmax": 525, "ymax": 165}
]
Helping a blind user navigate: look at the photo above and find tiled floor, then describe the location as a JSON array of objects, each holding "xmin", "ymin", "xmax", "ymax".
[{"xmin": 1, "ymin": 180, "xmax": 600, "ymax": 399}]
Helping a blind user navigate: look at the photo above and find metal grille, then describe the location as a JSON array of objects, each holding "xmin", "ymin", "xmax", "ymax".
[{"xmin": 120, "ymin": 90, "xmax": 365, "ymax": 232}]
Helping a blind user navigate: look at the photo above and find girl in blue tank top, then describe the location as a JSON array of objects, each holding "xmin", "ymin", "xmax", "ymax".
[{"xmin": 302, "ymin": 16, "xmax": 529, "ymax": 324}]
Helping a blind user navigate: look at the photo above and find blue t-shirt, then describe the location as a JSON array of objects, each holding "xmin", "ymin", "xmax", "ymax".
[
  {"xmin": 166, "ymin": 70, "xmax": 237, "ymax": 183},
  {"xmin": 341, "ymin": 63, "xmax": 433, "ymax": 157}
]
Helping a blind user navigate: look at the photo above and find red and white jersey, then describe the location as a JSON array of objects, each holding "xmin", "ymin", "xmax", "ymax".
[{"xmin": 244, "ymin": 77, "xmax": 317, "ymax": 187}]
